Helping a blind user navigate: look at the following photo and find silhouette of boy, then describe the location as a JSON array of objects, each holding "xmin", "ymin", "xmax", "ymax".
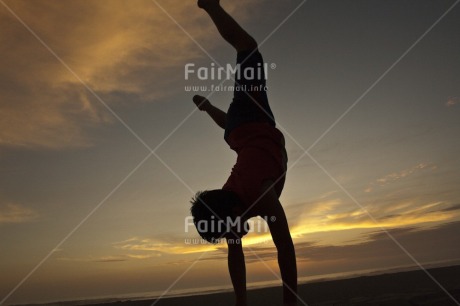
[{"xmin": 190, "ymin": 1, "xmax": 297, "ymax": 305}]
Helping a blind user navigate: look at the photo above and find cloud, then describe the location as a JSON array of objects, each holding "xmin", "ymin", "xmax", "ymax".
[
  {"xmin": 365, "ymin": 163, "xmax": 437, "ymax": 192},
  {"xmin": 0, "ymin": 0, "xmax": 261, "ymax": 150},
  {"xmin": 109, "ymin": 194, "xmax": 460, "ymax": 264},
  {"xmin": 161, "ymin": 222, "xmax": 460, "ymax": 270},
  {"xmin": 440, "ymin": 204, "xmax": 460, "ymax": 212},
  {"xmin": 111, "ymin": 229, "xmax": 278, "ymax": 261},
  {"xmin": 446, "ymin": 96, "xmax": 459, "ymax": 107},
  {"xmin": 113, "ymin": 197, "xmax": 459, "ymax": 263},
  {"xmin": 126, "ymin": 254, "xmax": 160, "ymax": 260},
  {"xmin": 0, "ymin": 203, "xmax": 39, "ymax": 224},
  {"xmin": 112, "ymin": 236, "xmax": 219, "ymax": 256},
  {"xmin": 112, "ymin": 199, "xmax": 460, "ymax": 264},
  {"xmin": 92, "ymin": 256, "xmax": 127, "ymax": 263},
  {"xmin": 302, "ymin": 222, "xmax": 459, "ymax": 263},
  {"xmin": 112, "ymin": 214, "xmax": 281, "ymax": 258},
  {"xmin": 292, "ymin": 222, "xmax": 460, "ymax": 267},
  {"xmin": 283, "ymin": 191, "xmax": 341, "ymax": 222},
  {"xmin": 57, "ymin": 255, "xmax": 127, "ymax": 263},
  {"xmin": 375, "ymin": 163, "xmax": 434, "ymax": 185},
  {"xmin": 104, "ymin": 194, "xmax": 460, "ymax": 266},
  {"xmin": 285, "ymin": 190, "xmax": 460, "ymax": 242}
]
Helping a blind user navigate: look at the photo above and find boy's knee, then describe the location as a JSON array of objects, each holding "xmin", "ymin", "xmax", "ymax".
[
  {"xmin": 236, "ymin": 36, "xmax": 258, "ymax": 52},
  {"xmin": 246, "ymin": 36, "xmax": 258, "ymax": 49}
]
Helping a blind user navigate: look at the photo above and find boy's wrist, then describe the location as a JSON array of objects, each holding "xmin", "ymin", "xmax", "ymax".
[{"xmin": 235, "ymin": 296, "xmax": 247, "ymax": 306}]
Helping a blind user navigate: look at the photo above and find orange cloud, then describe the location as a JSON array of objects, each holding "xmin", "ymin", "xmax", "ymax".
[
  {"xmin": 57, "ymin": 255, "xmax": 127, "ymax": 263},
  {"xmin": 365, "ymin": 163, "xmax": 436, "ymax": 192},
  {"xmin": 290, "ymin": 199, "xmax": 460, "ymax": 241},
  {"xmin": 111, "ymin": 225, "xmax": 278, "ymax": 260},
  {"xmin": 446, "ymin": 96, "xmax": 459, "ymax": 107},
  {"xmin": 0, "ymin": 0, "xmax": 261, "ymax": 149},
  {"xmin": 112, "ymin": 236, "xmax": 219, "ymax": 255},
  {"xmin": 101, "ymin": 199, "xmax": 460, "ymax": 266},
  {"xmin": 0, "ymin": 203, "xmax": 39, "ymax": 224}
]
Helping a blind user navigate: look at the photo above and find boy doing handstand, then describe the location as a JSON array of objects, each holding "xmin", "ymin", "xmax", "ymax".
[{"xmin": 190, "ymin": 1, "xmax": 298, "ymax": 305}]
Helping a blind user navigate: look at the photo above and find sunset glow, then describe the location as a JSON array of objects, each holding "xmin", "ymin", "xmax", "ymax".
[{"xmin": 1, "ymin": 0, "xmax": 459, "ymax": 305}]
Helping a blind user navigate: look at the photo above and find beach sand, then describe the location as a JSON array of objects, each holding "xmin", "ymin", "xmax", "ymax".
[{"xmin": 45, "ymin": 265, "xmax": 460, "ymax": 306}]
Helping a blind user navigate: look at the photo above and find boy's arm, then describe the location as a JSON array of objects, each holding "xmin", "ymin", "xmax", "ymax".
[
  {"xmin": 193, "ymin": 95, "xmax": 227, "ymax": 129},
  {"xmin": 227, "ymin": 239, "xmax": 247, "ymax": 306},
  {"xmin": 259, "ymin": 181, "xmax": 298, "ymax": 305}
]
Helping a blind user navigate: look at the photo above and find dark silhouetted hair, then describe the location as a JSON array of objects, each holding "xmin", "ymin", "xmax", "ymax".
[{"xmin": 190, "ymin": 189, "xmax": 247, "ymax": 243}]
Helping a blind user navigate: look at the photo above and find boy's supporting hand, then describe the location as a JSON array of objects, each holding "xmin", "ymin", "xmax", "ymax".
[
  {"xmin": 227, "ymin": 240, "xmax": 247, "ymax": 306},
  {"xmin": 193, "ymin": 95, "xmax": 211, "ymax": 111}
]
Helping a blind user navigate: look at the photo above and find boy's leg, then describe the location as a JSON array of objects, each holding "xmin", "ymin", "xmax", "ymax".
[{"xmin": 198, "ymin": 0, "xmax": 258, "ymax": 52}]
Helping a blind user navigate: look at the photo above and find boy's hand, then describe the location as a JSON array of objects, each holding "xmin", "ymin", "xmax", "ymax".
[{"xmin": 193, "ymin": 95, "xmax": 211, "ymax": 111}]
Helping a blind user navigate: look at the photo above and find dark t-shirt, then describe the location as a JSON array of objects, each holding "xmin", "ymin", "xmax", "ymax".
[{"xmin": 222, "ymin": 122, "xmax": 287, "ymax": 214}]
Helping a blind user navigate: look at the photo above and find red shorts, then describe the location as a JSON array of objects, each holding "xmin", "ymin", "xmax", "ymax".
[{"xmin": 222, "ymin": 122, "xmax": 287, "ymax": 214}]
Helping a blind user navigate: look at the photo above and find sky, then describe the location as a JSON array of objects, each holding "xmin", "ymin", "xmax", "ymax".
[{"xmin": 1, "ymin": 0, "xmax": 460, "ymax": 304}]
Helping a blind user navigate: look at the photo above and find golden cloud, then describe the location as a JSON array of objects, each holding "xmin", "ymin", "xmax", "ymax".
[
  {"xmin": 112, "ymin": 236, "xmax": 219, "ymax": 255},
  {"xmin": 446, "ymin": 96, "xmax": 459, "ymax": 107},
  {"xmin": 112, "ymin": 228, "xmax": 277, "ymax": 260},
  {"xmin": 365, "ymin": 162, "xmax": 437, "ymax": 192},
  {"xmin": 109, "ymin": 197, "xmax": 460, "ymax": 262},
  {"xmin": 0, "ymin": 0, "xmax": 261, "ymax": 149},
  {"xmin": 0, "ymin": 203, "xmax": 39, "ymax": 224},
  {"xmin": 290, "ymin": 199, "xmax": 460, "ymax": 240},
  {"xmin": 57, "ymin": 255, "xmax": 127, "ymax": 263}
]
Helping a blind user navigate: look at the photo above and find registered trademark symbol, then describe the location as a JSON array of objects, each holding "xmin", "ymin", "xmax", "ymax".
[
  {"xmin": 270, "ymin": 216, "xmax": 276, "ymax": 222},
  {"xmin": 270, "ymin": 63, "xmax": 276, "ymax": 69}
]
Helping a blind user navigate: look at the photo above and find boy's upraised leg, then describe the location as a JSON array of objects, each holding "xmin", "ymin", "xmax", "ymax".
[{"xmin": 198, "ymin": 0, "xmax": 258, "ymax": 52}]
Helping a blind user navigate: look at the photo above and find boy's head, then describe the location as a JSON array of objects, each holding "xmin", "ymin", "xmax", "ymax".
[{"xmin": 190, "ymin": 189, "xmax": 248, "ymax": 243}]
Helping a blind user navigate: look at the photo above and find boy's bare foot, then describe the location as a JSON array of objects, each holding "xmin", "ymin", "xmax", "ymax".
[
  {"xmin": 197, "ymin": 0, "xmax": 220, "ymax": 10},
  {"xmin": 193, "ymin": 95, "xmax": 211, "ymax": 111}
]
